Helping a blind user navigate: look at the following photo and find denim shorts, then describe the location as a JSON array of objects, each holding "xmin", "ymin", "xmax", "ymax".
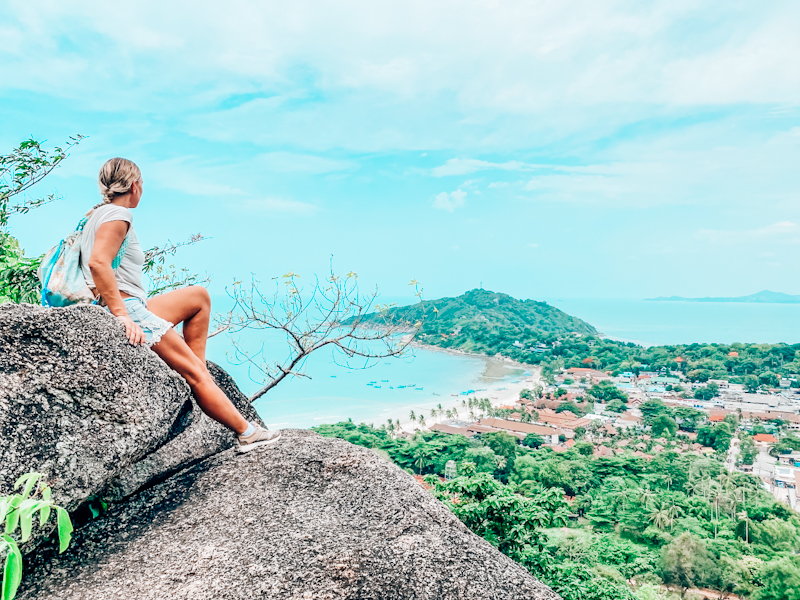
[{"xmin": 108, "ymin": 297, "xmax": 174, "ymax": 346}]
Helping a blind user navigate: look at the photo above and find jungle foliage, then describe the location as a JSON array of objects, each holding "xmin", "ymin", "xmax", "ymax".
[{"xmin": 315, "ymin": 421, "xmax": 800, "ymax": 600}]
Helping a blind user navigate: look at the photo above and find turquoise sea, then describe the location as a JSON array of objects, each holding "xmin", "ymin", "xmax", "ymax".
[
  {"xmin": 206, "ymin": 296, "xmax": 800, "ymax": 428},
  {"xmin": 544, "ymin": 298, "xmax": 800, "ymax": 346},
  {"xmin": 206, "ymin": 329, "xmax": 526, "ymax": 429}
]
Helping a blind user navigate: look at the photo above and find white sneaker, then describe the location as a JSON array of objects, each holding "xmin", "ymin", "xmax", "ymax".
[{"xmin": 237, "ymin": 426, "xmax": 282, "ymax": 453}]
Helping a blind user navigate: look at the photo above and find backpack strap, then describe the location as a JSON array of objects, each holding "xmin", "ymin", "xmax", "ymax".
[{"xmin": 111, "ymin": 235, "xmax": 129, "ymax": 270}]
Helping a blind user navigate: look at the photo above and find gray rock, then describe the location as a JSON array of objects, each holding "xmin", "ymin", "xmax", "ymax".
[
  {"xmin": 103, "ymin": 360, "xmax": 263, "ymax": 501},
  {"xmin": 0, "ymin": 303, "xmax": 193, "ymax": 513},
  {"xmin": 19, "ymin": 430, "xmax": 560, "ymax": 600}
]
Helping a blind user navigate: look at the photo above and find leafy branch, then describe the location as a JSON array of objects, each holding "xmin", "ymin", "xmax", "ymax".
[
  {"xmin": 0, "ymin": 136, "xmax": 84, "ymax": 231},
  {"xmin": 1, "ymin": 473, "xmax": 73, "ymax": 600}
]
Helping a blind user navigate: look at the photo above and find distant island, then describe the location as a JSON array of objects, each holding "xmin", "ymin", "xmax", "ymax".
[{"xmin": 645, "ymin": 290, "xmax": 800, "ymax": 304}]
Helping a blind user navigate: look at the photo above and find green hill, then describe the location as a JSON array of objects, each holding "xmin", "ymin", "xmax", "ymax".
[{"xmin": 366, "ymin": 288, "xmax": 597, "ymax": 356}]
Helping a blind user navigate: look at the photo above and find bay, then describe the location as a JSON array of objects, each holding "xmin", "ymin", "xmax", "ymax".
[{"xmin": 206, "ymin": 327, "xmax": 526, "ymax": 430}]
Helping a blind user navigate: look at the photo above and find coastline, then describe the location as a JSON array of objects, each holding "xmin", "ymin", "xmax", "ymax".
[
  {"xmin": 244, "ymin": 337, "xmax": 539, "ymax": 431},
  {"xmin": 382, "ymin": 345, "xmax": 541, "ymax": 435}
]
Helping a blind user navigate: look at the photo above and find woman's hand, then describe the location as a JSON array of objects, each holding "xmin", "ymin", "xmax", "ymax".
[{"xmin": 116, "ymin": 315, "xmax": 146, "ymax": 345}]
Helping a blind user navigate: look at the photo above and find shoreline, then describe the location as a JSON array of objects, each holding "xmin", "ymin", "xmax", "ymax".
[
  {"xmin": 371, "ymin": 348, "xmax": 541, "ymax": 435},
  {"xmin": 254, "ymin": 341, "xmax": 540, "ymax": 431}
]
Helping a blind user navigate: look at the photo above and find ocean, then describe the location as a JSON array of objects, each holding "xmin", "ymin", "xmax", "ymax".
[
  {"xmin": 544, "ymin": 298, "xmax": 800, "ymax": 346},
  {"xmin": 206, "ymin": 297, "xmax": 800, "ymax": 428}
]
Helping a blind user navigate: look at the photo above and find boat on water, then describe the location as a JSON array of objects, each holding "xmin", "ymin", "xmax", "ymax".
[
  {"xmin": 397, "ymin": 385, "xmax": 406, "ymax": 389},
  {"xmin": 374, "ymin": 385, "xmax": 382, "ymax": 389},
  {"xmin": 381, "ymin": 380, "xmax": 389, "ymax": 382},
  {"xmin": 433, "ymin": 392, "xmax": 440, "ymax": 396},
  {"xmin": 415, "ymin": 387, "xmax": 423, "ymax": 391}
]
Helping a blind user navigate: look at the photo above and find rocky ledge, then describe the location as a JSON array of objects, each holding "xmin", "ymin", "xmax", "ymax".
[{"xmin": 19, "ymin": 430, "xmax": 559, "ymax": 600}]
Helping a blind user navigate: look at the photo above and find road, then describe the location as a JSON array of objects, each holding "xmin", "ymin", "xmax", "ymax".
[
  {"xmin": 726, "ymin": 437, "xmax": 738, "ymax": 472},
  {"xmin": 752, "ymin": 447, "xmax": 776, "ymax": 480}
]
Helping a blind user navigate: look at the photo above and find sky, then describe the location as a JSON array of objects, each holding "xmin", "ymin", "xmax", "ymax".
[{"xmin": 2, "ymin": 1, "xmax": 800, "ymax": 303}]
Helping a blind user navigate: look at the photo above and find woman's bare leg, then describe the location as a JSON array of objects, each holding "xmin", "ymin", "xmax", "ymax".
[
  {"xmin": 150, "ymin": 329, "xmax": 249, "ymax": 434},
  {"xmin": 147, "ymin": 286, "xmax": 211, "ymax": 363}
]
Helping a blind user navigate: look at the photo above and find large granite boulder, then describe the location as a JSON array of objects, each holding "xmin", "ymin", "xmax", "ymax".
[
  {"xmin": 0, "ymin": 303, "xmax": 193, "ymax": 512},
  {"xmin": 103, "ymin": 360, "xmax": 262, "ymax": 501},
  {"xmin": 19, "ymin": 430, "xmax": 560, "ymax": 600},
  {"xmin": 0, "ymin": 304, "xmax": 260, "ymax": 538}
]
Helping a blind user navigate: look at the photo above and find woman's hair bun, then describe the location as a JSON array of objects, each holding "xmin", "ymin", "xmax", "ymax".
[{"xmin": 98, "ymin": 157, "xmax": 141, "ymax": 203}]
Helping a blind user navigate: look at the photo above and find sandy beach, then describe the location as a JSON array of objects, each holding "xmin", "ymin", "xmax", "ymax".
[{"xmin": 380, "ymin": 352, "xmax": 542, "ymax": 434}]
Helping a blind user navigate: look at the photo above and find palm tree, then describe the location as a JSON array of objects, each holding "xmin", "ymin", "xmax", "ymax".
[
  {"xmin": 636, "ymin": 487, "xmax": 657, "ymax": 510},
  {"xmin": 709, "ymin": 483, "xmax": 726, "ymax": 539},
  {"xmin": 412, "ymin": 445, "xmax": 432, "ymax": 475},
  {"xmin": 409, "ymin": 410, "xmax": 416, "ymax": 422},
  {"xmin": 737, "ymin": 509, "xmax": 750, "ymax": 544},
  {"xmin": 648, "ymin": 503, "xmax": 677, "ymax": 531},
  {"xmin": 418, "ymin": 416, "xmax": 426, "ymax": 427}
]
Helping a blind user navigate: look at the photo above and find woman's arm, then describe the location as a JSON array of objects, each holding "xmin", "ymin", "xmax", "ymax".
[{"xmin": 88, "ymin": 221, "xmax": 145, "ymax": 345}]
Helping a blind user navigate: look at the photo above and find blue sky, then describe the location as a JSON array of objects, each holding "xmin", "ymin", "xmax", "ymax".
[{"xmin": 2, "ymin": 1, "xmax": 800, "ymax": 303}]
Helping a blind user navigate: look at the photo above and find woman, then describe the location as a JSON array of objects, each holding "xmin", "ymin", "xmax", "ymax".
[{"xmin": 80, "ymin": 157, "xmax": 279, "ymax": 452}]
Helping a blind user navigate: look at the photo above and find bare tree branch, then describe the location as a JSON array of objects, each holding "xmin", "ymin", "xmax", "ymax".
[{"xmin": 221, "ymin": 263, "xmax": 424, "ymax": 403}]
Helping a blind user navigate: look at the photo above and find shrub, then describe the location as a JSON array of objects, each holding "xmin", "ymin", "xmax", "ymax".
[{"xmin": 1, "ymin": 473, "xmax": 73, "ymax": 600}]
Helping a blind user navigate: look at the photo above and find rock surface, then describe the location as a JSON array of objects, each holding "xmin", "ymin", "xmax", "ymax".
[
  {"xmin": 103, "ymin": 360, "xmax": 262, "ymax": 501},
  {"xmin": 0, "ymin": 303, "xmax": 193, "ymax": 512},
  {"xmin": 20, "ymin": 430, "xmax": 560, "ymax": 600}
]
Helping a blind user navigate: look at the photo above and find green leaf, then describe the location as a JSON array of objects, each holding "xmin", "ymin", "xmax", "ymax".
[
  {"xmin": 13, "ymin": 473, "xmax": 42, "ymax": 500},
  {"xmin": 38, "ymin": 488, "xmax": 51, "ymax": 527},
  {"xmin": 55, "ymin": 507, "xmax": 72, "ymax": 553},
  {"xmin": 0, "ymin": 501, "xmax": 8, "ymax": 525},
  {"xmin": 4, "ymin": 505, "xmax": 19, "ymax": 536},
  {"xmin": 18, "ymin": 511, "xmax": 31, "ymax": 544},
  {"xmin": 1, "ymin": 535, "xmax": 22, "ymax": 600}
]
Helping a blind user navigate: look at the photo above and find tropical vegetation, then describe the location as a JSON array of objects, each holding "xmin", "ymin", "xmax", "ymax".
[
  {"xmin": 315, "ymin": 420, "xmax": 800, "ymax": 599},
  {"xmin": 374, "ymin": 289, "xmax": 800, "ymax": 392}
]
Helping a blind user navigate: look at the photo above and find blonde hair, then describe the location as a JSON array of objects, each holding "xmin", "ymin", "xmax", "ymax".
[{"xmin": 98, "ymin": 158, "xmax": 141, "ymax": 204}]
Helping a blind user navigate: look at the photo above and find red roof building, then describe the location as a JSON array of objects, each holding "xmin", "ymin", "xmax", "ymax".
[{"xmin": 753, "ymin": 433, "xmax": 777, "ymax": 443}]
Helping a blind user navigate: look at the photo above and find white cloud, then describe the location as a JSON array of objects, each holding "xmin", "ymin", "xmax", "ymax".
[
  {"xmin": 239, "ymin": 197, "xmax": 319, "ymax": 215},
  {"xmin": 433, "ymin": 189, "xmax": 466, "ymax": 212},
  {"xmin": 2, "ymin": 2, "xmax": 799, "ymax": 151},
  {"xmin": 696, "ymin": 221, "xmax": 798, "ymax": 243},
  {"xmin": 431, "ymin": 158, "xmax": 535, "ymax": 177},
  {"xmin": 256, "ymin": 152, "xmax": 356, "ymax": 174}
]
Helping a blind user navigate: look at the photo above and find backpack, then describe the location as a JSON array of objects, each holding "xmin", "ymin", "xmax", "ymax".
[{"xmin": 38, "ymin": 209, "xmax": 129, "ymax": 307}]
